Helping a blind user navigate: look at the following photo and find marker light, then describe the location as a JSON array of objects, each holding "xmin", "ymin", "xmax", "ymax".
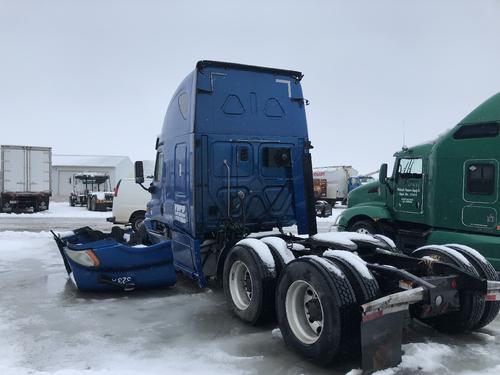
[{"xmin": 64, "ymin": 248, "xmax": 100, "ymax": 267}]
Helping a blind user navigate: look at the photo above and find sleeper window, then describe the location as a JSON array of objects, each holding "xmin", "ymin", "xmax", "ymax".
[{"xmin": 467, "ymin": 163, "xmax": 495, "ymax": 195}]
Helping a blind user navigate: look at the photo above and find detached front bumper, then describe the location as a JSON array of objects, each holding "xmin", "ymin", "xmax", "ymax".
[{"xmin": 51, "ymin": 227, "xmax": 176, "ymax": 292}]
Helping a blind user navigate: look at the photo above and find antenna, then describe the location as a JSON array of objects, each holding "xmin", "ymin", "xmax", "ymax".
[{"xmin": 402, "ymin": 120, "xmax": 408, "ymax": 151}]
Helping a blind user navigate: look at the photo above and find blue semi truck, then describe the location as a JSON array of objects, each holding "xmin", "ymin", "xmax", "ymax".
[{"xmin": 56, "ymin": 61, "xmax": 500, "ymax": 372}]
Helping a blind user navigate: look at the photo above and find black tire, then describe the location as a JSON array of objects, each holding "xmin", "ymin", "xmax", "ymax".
[
  {"xmin": 86, "ymin": 197, "xmax": 92, "ymax": 210},
  {"xmin": 223, "ymin": 244, "xmax": 277, "ymax": 324},
  {"xmin": 348, "ymin": 220, "xmax": 377, "ymax": 235},
  {"xmin": 261, "ymin": 236, "xmax": 297, "ymax": 277},
  {"xmin": 130, "ymin": 211, "xmax": 146, "ymax": 232},
  {"xmin": 324, "ymin": 252, "xmax": 380, "ymax": 354},
  {"xmin": 324, "ymin": 252, "xmax": 380, "ymax": 303},
  {"xmin": 276, "ymin": 257, "xmax": 357, "ymax": 364},
  {"xmin": 69, "ymin": 197, "xmax": 75, "ymax": 207},
  {"xmin": 445, "ymin": 244, "xmax": 500, "ymax": 330},
  {"xmin": 412, "ymin": 246, "xmax": 485, "ymax": 333}
]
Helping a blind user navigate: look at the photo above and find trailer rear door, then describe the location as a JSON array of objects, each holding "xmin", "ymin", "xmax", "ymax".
[
  {"xmin": 28, "ymin": 148, "xmax": 51, "ymax": 192},
  {"xmin": 2, "ymin": 147, "xmax": 26, "ymax": 192}
]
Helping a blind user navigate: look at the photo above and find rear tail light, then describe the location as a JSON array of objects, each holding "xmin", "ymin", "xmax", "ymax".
[{"xmin": 114, "ymin": 179, "xmax": 122, "ymax": 197}]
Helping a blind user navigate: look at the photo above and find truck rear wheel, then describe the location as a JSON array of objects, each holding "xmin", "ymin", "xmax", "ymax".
[
  {"xmin": 412, "ymin": 245, "xmax": 485, "ymax": 333},
  {"xmin": 445, "ymin": 244, "xmax": 500, "ymax": 330},
  {"xmin": 349, "ymin": 220, "xmax": 377, "ymax": 235},
  {"xmin": 276, "ymin": 257, "xmax": 357, "ymax": 364},
  {"xmin": 223, "ymin": 244, "xmax": 276, "ymax": 324}
]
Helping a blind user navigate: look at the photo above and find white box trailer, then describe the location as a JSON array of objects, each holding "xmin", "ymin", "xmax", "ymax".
[
  {"xmin": 313, "ymin": 165, "xmax": 358, "ymax": 205},
  {"xmin": 0, "ymin": 145, "xmax": 52, "ymax": 212}
]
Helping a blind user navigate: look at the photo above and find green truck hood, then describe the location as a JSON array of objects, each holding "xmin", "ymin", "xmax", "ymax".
[{"xmin": 348, "ymin": 181, "xmax": 382, "ymax": 207}]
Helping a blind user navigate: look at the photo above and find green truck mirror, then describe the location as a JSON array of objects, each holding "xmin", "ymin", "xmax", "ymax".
[{"xmin": 379, "ymin": 163, "xmax": 388, "ymax": 183}]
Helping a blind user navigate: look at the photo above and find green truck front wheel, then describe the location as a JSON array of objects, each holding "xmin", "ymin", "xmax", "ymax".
[{"xmin": 348, "ymin": 219, "xmax": 378, "ymax": 235}]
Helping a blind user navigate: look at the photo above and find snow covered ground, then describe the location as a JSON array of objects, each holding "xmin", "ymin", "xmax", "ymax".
[
  {"xmin": 0, "ymin": 230, "xmax": 346, "ymax": 375},
  {"xmin": 1, "ymin": 213, "xmax": 500, "ymax": 374}
]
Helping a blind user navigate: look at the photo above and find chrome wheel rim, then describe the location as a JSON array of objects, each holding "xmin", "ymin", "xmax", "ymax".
[
  {"xmin": 229, "ymin": 260, "xmax": 253, "ymax": 310},
  {"xmin": 285, "ymin": 280, "xmax": 324, "ymax": 345},
  {"xmin": 356, "ymin": 227, "xmax": 371, "ymax": 234},
  {"xmin": 133, "ymin": 219, "xmax": 143, "ymax": 232}
]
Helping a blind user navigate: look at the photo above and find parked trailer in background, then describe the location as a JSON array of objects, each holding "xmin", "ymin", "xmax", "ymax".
[
  {"xmin": 313, "ymin": 165, "xmax": 357, "ymax": 205},
  {"xmin": 0, "ymin": 145, "xmax": 51, "ymax": 212}
]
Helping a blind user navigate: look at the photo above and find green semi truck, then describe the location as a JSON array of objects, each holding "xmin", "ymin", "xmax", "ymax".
[{"xmin": 338, "ymin": 92, "xmax": 500, "ymax": 269}]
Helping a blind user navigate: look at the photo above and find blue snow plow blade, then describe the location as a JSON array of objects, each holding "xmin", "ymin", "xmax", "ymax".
[{"xmin": 52, "ymin": 227, "xmax": 176, "ymax": 292}]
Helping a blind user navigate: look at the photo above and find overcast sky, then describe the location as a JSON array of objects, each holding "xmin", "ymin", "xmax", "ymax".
[{"xmin": 1, "ymin": 0, "xmax": 500, "ymax": 174}]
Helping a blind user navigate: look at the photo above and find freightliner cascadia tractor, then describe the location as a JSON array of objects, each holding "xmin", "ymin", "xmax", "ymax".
[
  {"xmin": 131, "ymin": 61, "xmax": 500, "ymax": 371},
  {"xmin": 338, "ymin": 93, "xmax": 500, "ymax": 269}
]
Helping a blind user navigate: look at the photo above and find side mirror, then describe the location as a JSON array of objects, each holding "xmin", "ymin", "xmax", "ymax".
[
  {"xmin": 135, "ymin": 161, "xmax": 145, "ymax": 184},
  {"xmin": 379, "ymin": 163, "xmax": 388, "ymax": 184}
]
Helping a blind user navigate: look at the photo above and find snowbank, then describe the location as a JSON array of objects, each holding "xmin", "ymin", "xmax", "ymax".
[
  {"xmin": 0, "ymin": 201, "xmax": 111, "ymax": 218},
  {"xmin": 0, "ymin": 231, "xmax": 54, "ymax": 264}
]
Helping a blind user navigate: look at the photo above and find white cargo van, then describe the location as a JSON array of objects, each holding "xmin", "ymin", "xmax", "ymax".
[{"xmin": 107, "ymin": 177, "xmax": 152, "ymax": 231}]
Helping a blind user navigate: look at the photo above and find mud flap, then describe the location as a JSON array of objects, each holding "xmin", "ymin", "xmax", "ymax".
[
  {"xmin": 361, "ymin": 309, "xmax": 405, "ymax": 372},
  {"xmin": 360, "ymin": 287, "xmax": 426, "ymax": 372}
]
